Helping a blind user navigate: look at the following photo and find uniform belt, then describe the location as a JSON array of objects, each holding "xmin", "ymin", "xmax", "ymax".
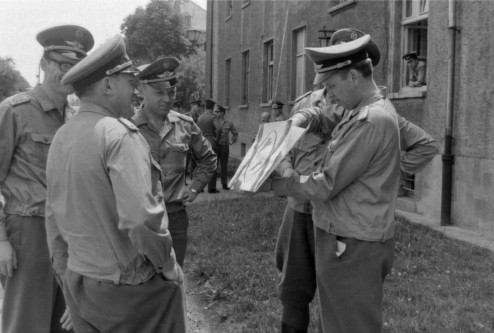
[{"xmin": 165, "ymin": 202, "xmax": 185, "ymax": 213}]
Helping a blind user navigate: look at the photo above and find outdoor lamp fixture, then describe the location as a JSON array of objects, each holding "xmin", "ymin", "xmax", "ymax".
[
  {"xmin": 187, "ymin": 29, "xmax": 203, "ymax": 45},
  {"xmin": 318, "ymin": 26, "xmax": 335, "ymax": 47}
]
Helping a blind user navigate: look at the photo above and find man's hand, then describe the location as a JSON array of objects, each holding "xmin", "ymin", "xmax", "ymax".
[
  {"xmin": 281, "ymin": 168, "xmax": 299, "ymax": 178},
  {"xmin": 60, "ymin": 307, "xmax": 73, "ymax": 331},
  {"xmin": 180, "ymin": 187, "xmax": 198, "ymax": 204},
  {"xmin": 0, "ymin": 240, "xmax": 17, "ymax": 277}
]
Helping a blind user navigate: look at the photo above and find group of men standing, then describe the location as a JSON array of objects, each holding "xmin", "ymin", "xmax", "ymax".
[{"xmin": 0, "ymin": 23, "xmax": 438, "ymax": 333}]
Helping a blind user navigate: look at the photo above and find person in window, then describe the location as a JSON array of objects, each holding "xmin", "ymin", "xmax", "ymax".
[
  {"xmin": 272, "ymin": 101, "xmax": 286, "ymax": 121},
  {"xmin": 403, "ymin": 51, "xmax": 426, "ymax": 87},
  {"xmin": 261, "ymin": 111, "xmax": 271, "ymax": 123}
]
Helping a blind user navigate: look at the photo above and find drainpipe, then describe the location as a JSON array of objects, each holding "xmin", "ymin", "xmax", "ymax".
[{"xmin": 441, "ymin": 0, "xmax": 457, "ymax": 226}]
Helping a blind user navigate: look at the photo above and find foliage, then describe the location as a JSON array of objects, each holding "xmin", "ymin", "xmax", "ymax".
[
  {"xmin": 176, "ymin": 48, "xmax": 206, "ymax": 110},
  {"xmin": 120, "ymin": 0, "xmax": 194, "ymax": 65},
  {"xmin": 186, "ymin": 196, "xmax": 494, "ymax": 332},
  {"xmin": 0, "ymin": 57, "xmax": 30, "ymax": 102}
]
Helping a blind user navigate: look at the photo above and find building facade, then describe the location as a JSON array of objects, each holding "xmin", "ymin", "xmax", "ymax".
[{"xmin": 205, "ymin": 0, "xmax": 494, "ymax": 234}]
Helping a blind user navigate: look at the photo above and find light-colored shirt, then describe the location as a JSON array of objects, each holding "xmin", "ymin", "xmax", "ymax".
[
  {"xmin": 274, "ymin": 91, "xmax": 401, "ymax": 241},
  {"xmin": 133, "ymin": 109, "xmax": 217, "ymax": 211},
  {"xmin": 0, "ymin": 86, "xmax": 68, "ymax": 217},
  {"xmin": 46, "ymin": 102, "xmax": 174, "ymax": 285}
]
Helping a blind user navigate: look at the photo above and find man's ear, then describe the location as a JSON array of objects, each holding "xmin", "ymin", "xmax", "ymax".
[
  {"xmin": 349, "ymin": 69, "xmax": 360, "ymax": 86},
  {"xmin": 40, "ymin": 57, "xmax": 49, "ymax": 72},
  {"xmin": 101, "ymin": 77, "xmax": 113, "ymax": 95}
]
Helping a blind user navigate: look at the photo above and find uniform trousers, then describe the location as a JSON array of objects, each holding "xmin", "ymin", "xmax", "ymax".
[
  {"xmin": 0, "ymin": 215, "xmax": 67, "ymax": 333},
  {"xmin": 217, "ymin": 144, "xmax": 230, "ymax": 186},
  {"xmin": 168, "ymin": 209, "xmax": 189, "ymax": 266},
  {"xmin": 63, "ymin": 269, "xmax": 186, "ymax": 333},
  {"xmin": 275, "ymin": 207, "xmax": 316, "ymax": 332},
  {"xmin": 207, "ymin": 145, "xmax": 220, "ymax": 191},
  {"xmin": 314, "ymin": 227, "xmax": 394, "ymax": 333}
]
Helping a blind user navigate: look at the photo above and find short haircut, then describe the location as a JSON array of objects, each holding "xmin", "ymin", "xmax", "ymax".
[
  {"xmin": 205, "ymin": 99, "xmax": 215, "ymax": 109},
  {"xmin": 335, "ymin": 58, "xmax": 373, "ymax": 79}
]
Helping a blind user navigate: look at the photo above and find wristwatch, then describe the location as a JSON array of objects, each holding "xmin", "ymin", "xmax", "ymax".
[{"xmin": 190, "ymin": 188, "xmax": 198, "ymax": 193}]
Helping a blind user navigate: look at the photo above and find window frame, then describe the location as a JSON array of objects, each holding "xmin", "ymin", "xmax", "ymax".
[
  {"xmin": 241, "ymin": 50, "xmax": 250, "ymax": 106},
  {"xmin": 291, "ymin": 26, "xmax": 306, "ymax": 100},
  {"xmin": 224, "ymin": 57, "xmax": 231, "ymax": 107},
  {"xmin": 263, "ymin": 39, "xmax": 275, "ymax": 103}
]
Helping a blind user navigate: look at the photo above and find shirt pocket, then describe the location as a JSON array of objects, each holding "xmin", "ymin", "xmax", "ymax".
[{"xmin": 29, "ymin": 133, "xmax": 55, "ymax": 168}]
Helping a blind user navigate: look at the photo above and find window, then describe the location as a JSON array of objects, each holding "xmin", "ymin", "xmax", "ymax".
[
  {"xmin": 263, "ymin": 40, "xmax": 274, "ymax": 103},
  {"xmin": 241, "ymin": 50, "xmax": 250, "ymax": 105},
  {"xmin": 402, "ymin": 0, "xmax": 428, "ymax": 87},
  {"xmin": 292, "ymin": 28, "xmax": 306, "ymax": 100},
  {"xmin": 224, "ymin": 58, "xmax": 231, "ymax": 107}
]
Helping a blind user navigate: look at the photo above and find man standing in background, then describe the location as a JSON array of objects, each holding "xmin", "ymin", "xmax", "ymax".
[
  {"xmin": 213, "ymin": 104, "xmax": 238, "ymax": 190},
  {"xmin": 197, "ymin": 98, "xmax": 220, "ymax": 193}
]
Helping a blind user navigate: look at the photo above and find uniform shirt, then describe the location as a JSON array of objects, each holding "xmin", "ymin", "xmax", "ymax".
[
  {"xmin": 274, "ymin": 91, "xmax": 401, "ymax": 241},
  {"xmin": 197, "ymin": 111, "xmax": 217, "ymax": 147},
  {"xmin": 0, "ymin": 86, "xmax": 67, "ymax": 218},
  {"xmin": 213, "ymin": 118, "xmax": 238, "ymax": 146},
  {"xmin": 279, "ymin": 89, "xmax": 345, "ymax": 214},
  {"xmin": 45, "ymin": 102, "xmax": 174, "ymax": 285},
  {"xmin": 133, "ymin": 109, "xmax": 216, "ymax": 211},
  {"xmin": 408, "ymin": 60, "xmax": 427, "ymax": 87},
  {"xmin": 274, "ymin": 114, "xmax": 285, "ymax": 122}
]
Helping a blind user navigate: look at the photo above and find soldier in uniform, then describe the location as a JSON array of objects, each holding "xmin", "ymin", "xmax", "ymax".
[
  {"xmin": 270, "ymin": 32, "xmax": 403, "ymax": 333},
  {"xmin": 274, "ymin": 29, "xmax": 439, "ymax": 333},
  {"xmin": 213, "ymin": 104, "xmax": 238, "ymax": 190},
  {"xmin": 45, "ymin": 35, "xmax": 186, "ymax": 332},
  {"xmin": 197, "ymin": 98, "xmax": 220, "ymax": 193},
  {"xmin": 403, "ymin": 51, "xmax": 427, "ymax": 87},
  {"xmin": 0, "ymin": 25, "xmax": 94, "ymax": 333},
  {"xmin": 133, "ymin": 57, "xmax": 217, "ymax": 266},
  {"xmin": 272, "ymin": 101, "xmax": 285, "ymax": 121}
]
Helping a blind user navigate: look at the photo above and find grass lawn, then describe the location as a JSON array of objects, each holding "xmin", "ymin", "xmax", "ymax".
[{"xmin": 185, "ymin": 196, "xmax": 494, "ymax": 333}]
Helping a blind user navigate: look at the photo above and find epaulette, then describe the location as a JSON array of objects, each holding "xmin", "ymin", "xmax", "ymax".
[
  {"xmin": 9, "ymin": 94, "xmax": 31, "ymax": 107},
  {"xmin": 357, "ymin": 106, "xmax": 369, "ymax": 121},
  {"xmin": 118, "ymin": 117, "xmax": 139, "ymax": 132},
  {"xmin": 294, "ymin": 91, "xmax": 312, "ymax": 103}
]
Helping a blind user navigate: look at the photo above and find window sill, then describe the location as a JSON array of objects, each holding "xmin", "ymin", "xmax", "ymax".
[
  {"xmin": 388, "ymin": 86, "xmax": 427, "ymax": 100},
  {"xmin": 259, "ymin": 103, "xmax": 271, "ymax": 108},
  {"xmin": 241, "ymin": 1, "xmax": 250, "ymax": 9},
  {"xmin": 329, "ymin": 0, "xmax": 356, "ymax": 16},
  {"xmin": 239, "ymin": 104, "xmax": 249, "ymax": 109}
]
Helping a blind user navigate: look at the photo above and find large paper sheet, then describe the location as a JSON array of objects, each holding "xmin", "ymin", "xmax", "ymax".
[{"xmin": 229, "ymin": 120, "xmax": 306, "ymax": 192}]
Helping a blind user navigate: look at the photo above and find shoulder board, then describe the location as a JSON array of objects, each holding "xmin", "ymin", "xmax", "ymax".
[
  {"xmin": 294, "ymin": 91, "xmax": 312, "ymax": 103},
  {"xmin": 118, "ymin": 117, "xmax": 139, "ymax": 132},
  {"xmin": 357, "ymin": 106, "xmax": 369, "ymax": 121},
  {"xmin": 170, "ymin": 110, "xmax": 194, "ymax": 122},
  {"xmin": 9, "ymin": 94, "xmax": 31, "ymax": 107}
]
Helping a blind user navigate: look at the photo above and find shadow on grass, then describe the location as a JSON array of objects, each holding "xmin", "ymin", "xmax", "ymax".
[{"xmin": 185, "ymin": 196, "xmax": 494, "ymax": 333}]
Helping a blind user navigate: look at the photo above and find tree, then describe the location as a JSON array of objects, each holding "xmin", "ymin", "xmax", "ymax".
[
  {"xmin": 176, "ymin": 48, "xmax": 206, "ymax": 110},
  {"xmin": 0, "ymin": 57, "xmax": 30, "ymax": 102},
  {"xmin": 121, "ymin": 0, "xmax": 194, "ymax": 65}
]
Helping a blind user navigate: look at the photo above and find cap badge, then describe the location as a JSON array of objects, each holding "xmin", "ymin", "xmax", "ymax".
[
  {"xmin": 158, "ymin": 71, "xmax": 174, "ymax": 79},
  {"xmin": 350, "ymin": 32, "xmax": 358, "ymax": 40},
  {"xmin": 75, "ymin": 29, "xmax": 83, "ymax": 39},
  {"xmin": 163, "ymin": 62, "xmax": 170, "ymax": 69},
  {"xmin": 67, "ymin": 40, "xmax": 84, "ymax": 49}
]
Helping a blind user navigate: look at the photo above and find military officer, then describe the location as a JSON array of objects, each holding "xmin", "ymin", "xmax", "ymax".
[
  {"xmin": 403, "ymin": 51, "xmax": 427, "ymax": 87},
  {"xmin": 133, "ymin": 57, "xmax": 217, "ymax": 266},
  {"xmin": 0, "ymin": 25, "xmax": 94, "ymax": 333},
  {"xmin": 197, "ymin": 98, "xmax": 220, "ymax": 193},
  {"xmin": 45, "ymin": 35, "xmax": 186, "ymax": 332},
  {"xmin": 271, "ymin": 101, "xmax": 285, "ymax": 121},
  {"xmin": 270, "ymin": 32, "xmax": 401, "ymax": 333},
  {"xmin": 212, "ymin": 104, "xmax": 238, "ymax": 190}
]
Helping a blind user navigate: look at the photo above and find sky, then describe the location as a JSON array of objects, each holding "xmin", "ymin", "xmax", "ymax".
[{"xmin": 0, "ymin": 0, "xmax": 207, "ymax": 86}]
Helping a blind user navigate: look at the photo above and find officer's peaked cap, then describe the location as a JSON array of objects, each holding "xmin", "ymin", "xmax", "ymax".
[
  {"xmin": 61, "ymin": 35, "xmax": 138, "ymax": 91},
  {"xmin": 330, "ymin": 28, "xmax": 380, "ymax": 67},
  {"xmin": 37, "ymin": 25, "xmax": 94, "ymax": 62},
  {"xmin": 136, "ymin": 57, "xmax": 180, "ymax": 88}
]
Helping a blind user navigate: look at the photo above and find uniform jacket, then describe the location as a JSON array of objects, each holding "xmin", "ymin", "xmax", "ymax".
[
  {"xmin": 46, "ymin": 102, "xmax": 175, "ymax": 285},
  {"xmin": 214, "ymin": 118, "xmax": 238, "ymax": 146},
  {"xmin": 133, "ymin": 109, "xmax": 217, "ymax": 211},
  {"xmin": 197, "ymin": 111, "xmax": 217, "ymax": 148},
  {"xmin": 0, "ymin": 86, "xmax": 68, "ymax": 217},
  {"xmin": 275, "ymin": 91, "xmax": 401, "ymax": 241}
]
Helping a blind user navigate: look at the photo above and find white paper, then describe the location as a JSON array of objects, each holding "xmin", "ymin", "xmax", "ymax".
[{"xmin": 229, "ymin": 120, "xmax": 306, "ymax": 192}]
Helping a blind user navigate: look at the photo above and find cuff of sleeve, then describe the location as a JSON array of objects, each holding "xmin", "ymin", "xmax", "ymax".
[{"xmin": 189, "ymin": 180, "xmax": 202, "ymax": 192}]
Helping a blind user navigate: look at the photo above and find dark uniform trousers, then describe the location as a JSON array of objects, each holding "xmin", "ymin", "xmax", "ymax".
[
  {"xmin": 217, "ymin": 144, "xmax": 230, "ymax": 186},
  {"xmin": 63, "ymin": 269, "xmax": 186, "ymax": 333},
  {"xmin": 314, "ymin": 227, "xmax": 394, "ymax": 333},
  {"xmin": 167, "ymin": 208, "xmax": 190, "ymax": 267},
  {"xmin": 207, "ymin": 141, "xmax": 219, "ymax": 191},
  {"xmin": 0, "ymin": 215, "xmax": 67, "ymax": 333},
  {"xmin": 275, "ymin": 207, "xmax": 317, "ymax": 332}
]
